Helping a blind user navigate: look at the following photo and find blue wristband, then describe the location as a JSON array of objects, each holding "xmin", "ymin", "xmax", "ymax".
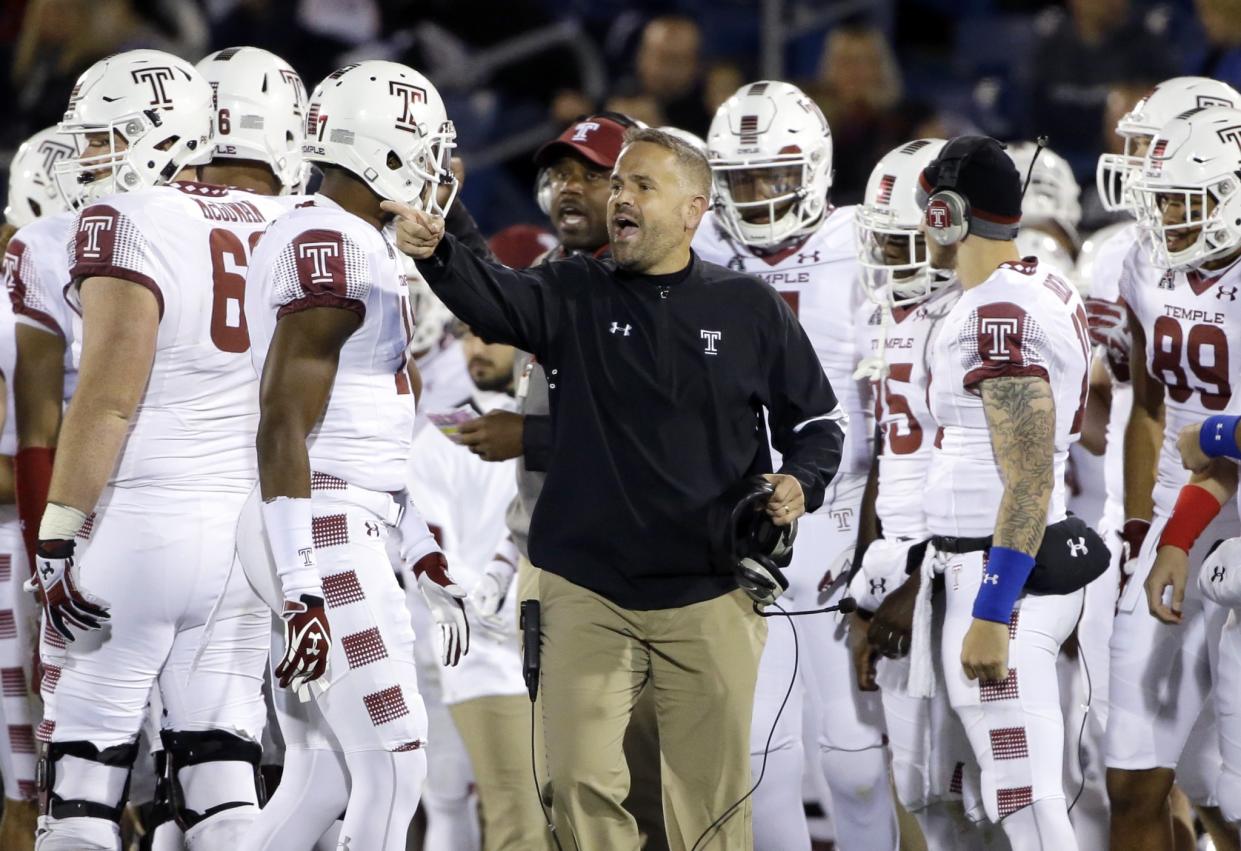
[
  {"xmin": 972, "ymin": 546, "xmax": 1036, "ymax": 624},
  {"xmin": 1199, "ymin": 415, "xmax": 1241, "ymax": 460}
]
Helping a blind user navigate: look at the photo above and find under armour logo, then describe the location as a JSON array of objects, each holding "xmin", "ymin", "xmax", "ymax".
[
  {"xmin": 1067, "ymin": 537, "xmax": 1089, "ymax": 557},
  {"xmin": 869, "ymin": 578, "xmax": 886, "ymax": 595},
  {"xmin": 389, "ymin": 80, "xmax": 428, "ymax": 133},
  {"xmin": 1213, "ymin": 565, "xmax": 1228, "ymax": 583},
  {"xmin": 38, "ymin": 562, "xmax": 53, "ymax": 580},
  {"xmin": 306, "ymin": 629, "xmax": 323, "ymax": 655},
  {"xmin": 364, "ymin": 521, "xmax": 380, "ymax": 538},
  {"xmin": 980, "ymin": 317, "xmax": 1019, "ymax": 360},
  {"xmin": 571, "ymin": 121, "xmax": 600, "ymax": 142},
  {"xmin": 298, "ymin": 547, "xmax": 315, "ymax": 568},
  {"xmin": 131, "ymin": 66, "xmax": 177, "ymax": 108},
  {"xmin": 78, "ymin": 216, "xmax": 114, "ymax": 258},
  {"xmin": 701, "ymin": 329, "xmax": 722, "ymax": 355},
  {"xmin": 1218, "ymin": 285, "xmax": 1238, "ymax": 302},
  {"xmin": 609, "ymin": 322, "xmax": 631, "ymax": 336},
  {"xmin": 982, "ymin": 571, "xmax": 1000, "ymax": 586},
  {"xmin": 830, "ymin": 508, "xmax": 853, "ymax": 532},
  {"xmin": 797, "ymin": 250, "xmax": 820, "ymax": 264},
  {"xmin": 297, "ymin": 241, "xmax": 341, "ymax": 285}
]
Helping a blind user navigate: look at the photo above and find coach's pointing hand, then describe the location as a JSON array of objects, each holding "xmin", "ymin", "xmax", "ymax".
[
  {"xmin": 382, "ymin": 201, "xmax": 445, "ymax": 259},
  {"xmin": 763, "ymin": 474, "xmax": 805, "ymax": 528}
]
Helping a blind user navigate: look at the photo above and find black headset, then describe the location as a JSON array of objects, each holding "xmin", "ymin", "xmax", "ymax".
[
  {"xmin": 922, "ymin": 136, "xmax": 1000, "ymax": 246},
  {"xmin": 922, "ymin": 135, "xmax": 1046, "ymax": 247}
]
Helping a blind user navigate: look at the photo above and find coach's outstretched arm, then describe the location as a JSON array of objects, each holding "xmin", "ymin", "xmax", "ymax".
[
  {"xmin": 36, "ymin": 278, "xmax": 158, "ymax": 640},
  {"xmin": 961, "ymin": 374, "xmax": 1057, "ymax": 682},
  {"xmin": 385, "ymin": 204, "xmax": 561, "ymax": 361}
]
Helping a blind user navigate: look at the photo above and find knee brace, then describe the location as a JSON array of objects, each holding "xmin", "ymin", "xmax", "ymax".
[
  {"xmin": 160, "ymin": 729, "xmax": 263, "ymax": 833},
  {"xmin": 39, "ymin": 739, "xmax": 140, "ymax": 823}
]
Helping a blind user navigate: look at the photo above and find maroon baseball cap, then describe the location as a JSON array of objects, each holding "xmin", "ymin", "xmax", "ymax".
[{"xmin": 534, "ymin": 116, "xmax": 629, "ymax": 170}]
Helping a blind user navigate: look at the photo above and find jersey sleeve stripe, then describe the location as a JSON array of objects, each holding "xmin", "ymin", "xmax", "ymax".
[
  {"xmin": 963, "ymin": 363, "xmax": 1049, "ymax": 392},
  {"xmin": 276, "ymin": 292, "xmax": 366, "ymax": 320}
]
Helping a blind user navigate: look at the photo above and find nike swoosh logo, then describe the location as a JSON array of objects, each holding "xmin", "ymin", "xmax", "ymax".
[{"xmin": 101, "ymin": 96, "xmax": 120, "ymax": 103}]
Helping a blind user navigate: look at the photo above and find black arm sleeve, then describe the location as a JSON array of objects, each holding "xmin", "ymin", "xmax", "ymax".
[
  {"xmin": 521, "ymin": 414, "xmax": 553, "ymax": 472},
  {"xmin": 443, "ymin": 201, "xmax": 498, "ymax": 263},
  {"xmin": 765, "ymin": 298, "xmax": 845, "ymax": 513},
  {"xmin": 416, "ymin": 234, "xmax": 561, "ymax": 359}
]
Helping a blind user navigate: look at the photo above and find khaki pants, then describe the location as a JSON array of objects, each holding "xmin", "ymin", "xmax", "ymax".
[
  {"xmin": 539, "ymin": 571, "xmax": 766, "ymax": 851},
  {"xmin": 449, "ymin": 694, "xmax": 554, "ymax": 851}
]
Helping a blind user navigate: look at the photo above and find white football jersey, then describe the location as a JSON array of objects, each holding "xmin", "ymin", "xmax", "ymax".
[
  {"xmin": 693, "ymin": 207, "xmax": 872, "ymax": 482},
  {"xmin": 246, "ymin": 194, "xmax": 416, "ymax": 493},
  {"xmin": 407, "ymin": 391, "xmax": 523, "ymax": 705},
  {"xmin": 856, "ymin": 283, "xmax": 961, "ymax": 540},
  {"xmin": 1120, "ymin": 248, "xmax": 1241, "ymax": 517},
  {"xmin": 67, "ymin": 182, "xmax": 291, "ymax": 492},
  {"xmin": 3, "ymin": 211, "xmax": 79, "ymax": 400},
  {"xmin": 414, "ymin": 338, "xmax": 473, "ymax": 421},
  {"xmin": 926, "ymin": 259, "xmax": 1092, "ymax": 537},
  {"xmin": 0, "ymin": 294, "xmax": 17, "ymax": 457}
]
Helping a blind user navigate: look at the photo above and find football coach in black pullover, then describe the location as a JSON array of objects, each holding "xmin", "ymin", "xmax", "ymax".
[{"xmin": 385, "ymin": 127, "xmax": 844, "ymax": 850}]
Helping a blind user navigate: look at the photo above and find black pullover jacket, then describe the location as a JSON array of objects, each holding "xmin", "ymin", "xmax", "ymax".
[{"xmin": 418, "ymin": 234, "xmax": 845, "ymax": 610}]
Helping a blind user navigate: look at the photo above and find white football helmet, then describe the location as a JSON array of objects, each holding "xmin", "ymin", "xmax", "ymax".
[
  {"xmin": 55, "ymin": 49, "xmax": 214, "ymax": 204},
  {"xmin": 1097, "ymin": 76, "xmax": 1240, "ymax": 213},
  {"xmin": 5, "ymin": 126, "xmax": 78, "ymax": 227},
  {"xmin": 1008, "ymin": 141, "xmax": 1081, "ymax": 247},
  {"xmin": 707, "ymin": 81, "xmax": 833, "ymax": 249},
  {"xmin": 1072, "ymin": 221, "xmax": 1131, "ymax": 297},
  {"xmin": 196, "ymin": 46, "xmax": 308, "ymax": 193},
  {"xmin": 1131, "ymin": 106, "xmax": 1241, "ymax": 269},
  {"xmin": 304, "ymin": 61, "xmax": 456, "ymax": 213},
  {"xmin": 856, "ymin": 138, "xmax": 948, "ymax": 306}
]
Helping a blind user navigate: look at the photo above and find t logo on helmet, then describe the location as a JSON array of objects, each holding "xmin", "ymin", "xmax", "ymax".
[
  {"xmin": 389, "ymin": 81, "xmax": 427, "ymax": 134},
  {"xmin": 1217, "ymin": 125, "xmax": 1241, "ymax": 155},
  {"xmin": 37, "ymin": 140, "xmax": 74, "ymax": 176},
  {"xmin": 130, "ymin": 67, "xmax": 176, "ymax": 108}
]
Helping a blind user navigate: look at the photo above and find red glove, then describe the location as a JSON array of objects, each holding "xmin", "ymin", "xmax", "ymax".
[
  {"xmin": 275, "ymin": 594, "xmax": 331, "ymax": 692},
  {"xmin": 1085, "ymin": 298, "xmax": 1131, "ymax": 381}
]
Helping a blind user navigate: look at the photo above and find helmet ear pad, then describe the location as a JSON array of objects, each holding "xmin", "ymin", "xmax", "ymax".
[{"xmin": 924, "ymin": 189, "xmax": 971, "ymax": 246}]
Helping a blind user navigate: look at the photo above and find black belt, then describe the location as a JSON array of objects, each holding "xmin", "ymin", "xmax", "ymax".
[{"xmin": 930, "ymin": 534, "xmax": 992, "ymax": 555}]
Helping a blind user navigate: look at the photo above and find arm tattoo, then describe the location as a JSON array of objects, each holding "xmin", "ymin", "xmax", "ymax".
[{"xmin": 981, "ymin": 375, "xmax": 1056, "ymax": 556}]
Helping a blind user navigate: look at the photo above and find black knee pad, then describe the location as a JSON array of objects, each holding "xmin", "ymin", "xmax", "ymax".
[
  {"xmin": 160, "ymin": 729, "xmax": 264, "ymax": 832},
  {"xmin": 38, "ymin": 739, "xmax": 140, "ymax": 822}
]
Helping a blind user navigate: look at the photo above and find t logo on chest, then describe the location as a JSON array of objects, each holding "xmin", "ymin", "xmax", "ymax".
[{"xmin": 700, "ymin": 329, "xmax": 722, "ymax": 355}]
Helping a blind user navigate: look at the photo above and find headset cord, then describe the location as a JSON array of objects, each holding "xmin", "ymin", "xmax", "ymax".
[{"xmin": 691, "ymin": 601, "xmax": 800, "ymax": 851}]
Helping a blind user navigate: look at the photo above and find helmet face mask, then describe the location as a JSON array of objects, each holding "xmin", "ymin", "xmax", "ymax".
[
  {"xmin": 1096, "ymin": 76, "xmax": 1240, "ymax": 215},
  {"xmin": 304, "ymin": 62, "xmax": 458, "ymax": 213},
  {"xmin": 1131, "ymin": 106, "xmax": 1241, "ymax": 270},
  {"xmin": 855, "ymin": 137, "xmax": 948, "ymax": 307},
  {"xmin": 707, "ymin": 81, "xmax": 833, "ymax": 250}
]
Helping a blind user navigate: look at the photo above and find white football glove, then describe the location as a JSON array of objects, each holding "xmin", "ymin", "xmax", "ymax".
[
  {"xmin": 414, "ymin": 552, "xmax": 470, "ymax": 666},
  {"xmin": 846, "ymin": 538, "xmax": 918, "ymax": 614},
  {"xmin": 469, "ymin": 559, "xmax": 516, "ymax": 630},
  {"xmin": 1199, "ymin": 538, "xmax": 1241, "ymax": 608}
]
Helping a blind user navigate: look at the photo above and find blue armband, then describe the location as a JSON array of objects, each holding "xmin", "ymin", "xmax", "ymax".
[
  {"xmin": 972, "ymin": 546, "xmax": 1036, "ymax": 624},
  {"xmin": 1199, "ymin": 415, "xmax": 1241, "ymax": 460}
]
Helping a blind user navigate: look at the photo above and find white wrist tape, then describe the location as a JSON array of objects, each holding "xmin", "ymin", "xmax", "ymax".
[
  {"xmin": 397, "ymin": 497, "xmax": 443, "ymax": 568},
  {"xmin": 260, "ymin": 497, "xmax": 321, "ymax": 600},
  {"xmin": 39, "ymin": 503, "xmax": 89, "ymax": 541}
]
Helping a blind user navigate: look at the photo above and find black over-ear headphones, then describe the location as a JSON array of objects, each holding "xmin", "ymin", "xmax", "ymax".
[{"xmin": 922, "ymin": 136, "xmax": 996, "ymax": 246}]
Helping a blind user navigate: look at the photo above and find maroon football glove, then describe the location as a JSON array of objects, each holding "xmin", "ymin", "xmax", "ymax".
[
  {"xmin": 34, "ymin": 539, "xmax": 110, "ymax": 641},
  {"xmin": 275, "ymin": 594, "xmax": 331, "ymax": 692}
]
